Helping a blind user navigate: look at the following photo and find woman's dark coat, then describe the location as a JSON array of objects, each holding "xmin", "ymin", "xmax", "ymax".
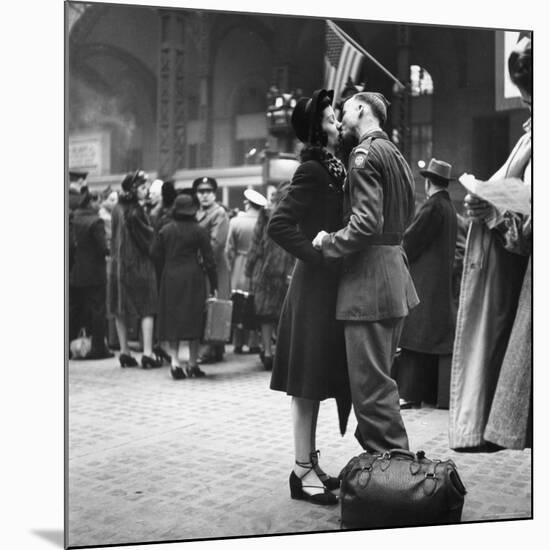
[
  {"xmin": 69, "ymin": 206, "xmax": 109, "ymax": 287},
  {"xmin": 244, "ymin": 207, "xmax": 295, "ymax": 322},
  {"xmin": 399, "ymin": 190, "xmax": 458, "ymax": 354},
  {"xmin": 268, "ymin": 157, "xmax": 350, "ymax": 433},
  {"xmin": 152, "ymin": 215, "xmax": 217, "ymax": 341},
  {"xmin": 108, "ymin": 199, "xmax": 158, "ymax": 322}
]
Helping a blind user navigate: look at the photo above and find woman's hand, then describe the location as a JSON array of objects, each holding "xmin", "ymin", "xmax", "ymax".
[
  {"xmin": 209, "ymin": 289, "xmax": 218, "ymax": 299},
  {"xmin": 464, "ymin": 193, "xmax": 495, "ymax": 221}
]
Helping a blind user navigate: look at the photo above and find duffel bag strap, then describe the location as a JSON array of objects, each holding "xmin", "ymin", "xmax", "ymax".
[{"xmin": 423, "ymin": 459, "xmax": 440, "ymax": 496}]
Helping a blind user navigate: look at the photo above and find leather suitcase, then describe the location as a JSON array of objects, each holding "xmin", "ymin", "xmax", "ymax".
[
  {"xmin": 203, "ymin": 298, "xmax": 233, "ymax": 344},
  {"xmin": 231, "ymin": 290, "xmax": 257, "ymax": 330}
]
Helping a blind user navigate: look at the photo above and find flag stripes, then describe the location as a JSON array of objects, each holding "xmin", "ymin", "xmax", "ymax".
[{"xmin": 324, "ymin": 20, "xmax": 364, "ymax": 104}]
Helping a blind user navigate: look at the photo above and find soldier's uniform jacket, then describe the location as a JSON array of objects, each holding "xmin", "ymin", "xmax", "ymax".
[
  {"xmin": 196, "ymin": 202, "xmax": 231, "ymax": 299},
  {"xmin": 321, "ymin": 129, "xmax": 419, "ymax": 321}
]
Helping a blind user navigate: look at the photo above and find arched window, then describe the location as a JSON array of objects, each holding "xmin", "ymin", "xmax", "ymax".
[
  {"xmin": 409, "ymin": 65, "xmax": 434, "ymax": 196},
  {"xmin": 410, "ymin": 65, "xmax": 434, "ymax": 96}
]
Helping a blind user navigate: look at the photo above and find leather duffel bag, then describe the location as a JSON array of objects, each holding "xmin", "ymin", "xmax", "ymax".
[{"xmin": 339, "ymin": 449, "xmax": 466, "ymax": 529}]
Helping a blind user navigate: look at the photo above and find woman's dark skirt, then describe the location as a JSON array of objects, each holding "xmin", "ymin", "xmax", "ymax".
[
  {"xmin": 270, "ymin": 260, "xmax": 347, "ymax": 401},
  {"xmin": 157, "ymin": 260, "xmax": 206, "ymax": 341}
]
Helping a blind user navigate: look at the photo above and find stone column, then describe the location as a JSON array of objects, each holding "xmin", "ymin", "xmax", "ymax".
[
  {"xmin": 195, "ymin": 13, "xmax": 212, "ymax": 168},
  {"xmin": 395, "ymin": 24, "xmax": 412, "ymax": 161},
  {"xmin": 157, "ymin": 10, "xmax": 186, "ymax": 178}
]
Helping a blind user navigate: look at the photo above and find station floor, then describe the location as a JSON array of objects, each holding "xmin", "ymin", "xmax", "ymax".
[{"xmin": 67, "ymin": 348, "xmax": 532, "ymax": 548}]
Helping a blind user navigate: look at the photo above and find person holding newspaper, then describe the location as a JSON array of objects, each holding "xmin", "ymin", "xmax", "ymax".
[{"xmin": 449, "ymin": 34, "xmax": 532, "ymax": 451}]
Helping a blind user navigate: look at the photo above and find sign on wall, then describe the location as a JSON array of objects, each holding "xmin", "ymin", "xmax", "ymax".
[{"xmin": 68, "ymin": 131, "xmax": 111, "ymax": 175}]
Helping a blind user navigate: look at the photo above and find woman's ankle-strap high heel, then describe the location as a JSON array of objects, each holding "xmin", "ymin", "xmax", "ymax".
[
  {"xmin": 289, "ymin": 460, "xmax": 338, "ymax": 505},
  {"xmin": 141, "ymin": 354, "xmax": 162, "ymax": 369},
  {"xmin": 119, "ymin": 353, "xmax": 138, "ymax": 368},
  {"xmin": 310, "ymin": 450, "xmax": 341, "ymax": 491},
  {"xmin": 153, "ymin": 345, "xmax": 172, "ymax": 365},
  {"xmin": 185, "ymin": 364, "xmax": 206, "ymax": 378},
  {"xmin": 170, "ymin": 364, "xmax": 186, "ymax": 380}
]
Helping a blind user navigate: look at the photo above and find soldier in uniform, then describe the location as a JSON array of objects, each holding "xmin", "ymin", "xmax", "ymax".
[
  {"xmin": 193, "ymin": 177, "xmax": 231, "ymax": 363},
  {"xmin": 313, "ymin": 91, "xmax": 419, "ymax": 453}
]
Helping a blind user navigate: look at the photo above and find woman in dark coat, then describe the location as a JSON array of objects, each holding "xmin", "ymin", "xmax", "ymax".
[
  {"xmin": 108, "ymin": 170, "xmax": 161, "ymax": 369},
  {"xmin": 150, "ymin": 179, "xmax": 178, "ymax": 365},
  {"xmin": 267, "ymin": 89, "xmax": 349, "ymax": 506},
  {"xmin": 152, "ymin": 194, "xmax": 218, "ymax": 379},
  {"xmin": 245, "ymin": 182, "xmax": 295, "ymax": 370}
]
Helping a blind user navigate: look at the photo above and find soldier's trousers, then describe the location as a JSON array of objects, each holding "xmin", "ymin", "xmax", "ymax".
[{"xmin": 344, "ymin": 318, "xmax": 410, "ymax": 453}]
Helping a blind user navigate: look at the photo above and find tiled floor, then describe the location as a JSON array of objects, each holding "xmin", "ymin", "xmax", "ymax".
[{"xmin": 67, "ymin": 350, "xmax": 532, "ymax": 548}]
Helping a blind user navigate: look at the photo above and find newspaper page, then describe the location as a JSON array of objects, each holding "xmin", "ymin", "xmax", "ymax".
[{"xmin": 459, "ymin": 173, "xmax": 531, "ymax": 215}]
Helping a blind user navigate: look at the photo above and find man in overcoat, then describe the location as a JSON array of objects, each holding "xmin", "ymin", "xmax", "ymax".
[
  {"xmin": 194, "ymin": 176, "xmax": 231, "ymax": 363},
  {"xmin": 69, "ymin": 171, "xmax": 89, "ymax": 271},
  {"xmin": 313, "ymin": 91, "xmax": 418, "ymax": 452},
  {"xmin": 70, "ymin": 190, "xmax": 113, "ymax": 359},
  {"xmin": 393, "ymin": 159, "xmax": 458, "ymax": 409}
]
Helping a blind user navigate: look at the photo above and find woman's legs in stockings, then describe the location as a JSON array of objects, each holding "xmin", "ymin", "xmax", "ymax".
[
  {"xmin": 141, "ymin": 316, "xmax": 154, "ymax": 357},
  {"xmin": 261, "ymin": 323, "xmax": 273, "ymax": 357},
  {"xmin": 114, "ymin": 316, "xmax": 130, "ymax": 355},
  {"xmin": 188, "ymin": 339, "xmax": 200, "ymax": 367},
  {"xmin": 309, "ymin": 401, "xmax": 331, "ymax": 479},
  {"xmin": 166, "ymin": 341, "xmax": 179, "ymax": 367},
  {"xmin": 291, "ymin": 396, "xmax": 324, "ymax": 496}
]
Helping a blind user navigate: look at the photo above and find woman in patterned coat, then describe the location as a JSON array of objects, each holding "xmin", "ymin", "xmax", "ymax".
[{"xmin": 108, "ymin": 170, "xmax": 161, "ymax": 369}]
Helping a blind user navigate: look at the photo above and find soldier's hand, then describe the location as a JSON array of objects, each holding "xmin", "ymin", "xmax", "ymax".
[{"xmin": 312, "ymin": 230, "xmax": 328, "ymax": 249}]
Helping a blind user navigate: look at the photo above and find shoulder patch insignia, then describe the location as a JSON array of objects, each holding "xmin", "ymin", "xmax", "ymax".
[{"xmin": 354, "ymin": 153, "xmax": 367, "ymax": 168}]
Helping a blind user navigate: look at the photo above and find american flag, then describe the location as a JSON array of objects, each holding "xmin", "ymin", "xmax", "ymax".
[{"xmin": 324, "ymin": 20, "xmax": 364, "ymax": 105}]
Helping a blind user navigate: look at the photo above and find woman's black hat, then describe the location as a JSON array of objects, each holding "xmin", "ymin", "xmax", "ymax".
[
  {"xmin": 173, "ymin": 193, "xmax": 198, "ymax": 217},
  {"xmin": 121, "ymin": 169, "xmax": 148, "ymax": 192},
  {"xmin": 291, "ymin": 89, "xmax": 334, "ymax": 144}
]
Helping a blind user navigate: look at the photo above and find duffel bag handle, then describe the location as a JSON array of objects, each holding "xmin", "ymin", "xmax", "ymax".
[{"xmin": 382, "ymin": 449, "xmax": 416, "ymax": 461}]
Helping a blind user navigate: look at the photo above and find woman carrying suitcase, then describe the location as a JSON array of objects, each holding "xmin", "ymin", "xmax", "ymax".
[{"xmin": 152, "ymin": 193, "xmax": 218, "ymax": 379}]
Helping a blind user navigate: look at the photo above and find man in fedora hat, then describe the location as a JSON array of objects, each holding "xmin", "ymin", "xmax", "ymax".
[
  {"xmin": 312, "ymin": 91, "xmax": 418, "ymax": 453},
  {"xmin": 392, "ymin": 158, "xmax": 459, "ymax": 409},
  {"xmin": 193, "ymin": 176, "xmax": 231, "ymax": 363}
]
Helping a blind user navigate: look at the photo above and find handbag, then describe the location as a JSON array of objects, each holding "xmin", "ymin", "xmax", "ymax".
[
  {"xmin": 339, "ymin": 449, "xmax": 466, "ymax": 529},
  {"xmin": 70, "ymin": 328, "xmax": 92, "ymax": 359}
]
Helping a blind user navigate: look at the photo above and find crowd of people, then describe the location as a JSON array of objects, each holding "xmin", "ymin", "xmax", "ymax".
[
  {"xmin": 69, "ymin": 34, "xmax": 532, "ymax": 506},
  {"xmin": 68, "ymin": 170, "xmax": 294, "ymax": 376}
]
